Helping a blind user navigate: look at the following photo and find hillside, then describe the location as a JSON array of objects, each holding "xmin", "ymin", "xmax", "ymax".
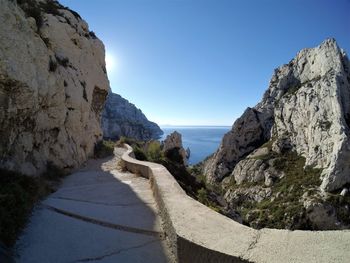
[
  {"xmin": 203, "ymin": 39, "xmax": 350, "ymax": 230},
  {"xmin": 102, "ymin": 92, "xmax": 163, "ymax": 141}
]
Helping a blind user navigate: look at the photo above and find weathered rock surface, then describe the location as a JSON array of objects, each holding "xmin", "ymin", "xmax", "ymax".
[
  {"xmin": 204, "ymin": 38, "xmax": 350, "ymax": 192},
  {"xmin": 203, "ymin": 39, "xmax": 350, "ymax": 230},
  {"xmin": 162, "ymin": 131, "xmax": 188, "ymax": 165},
  {"xmin": 0, "ymin": 0, "xmax": 109, "ymax": 175},
  {"xmin": 203, "ymin": 107, "xmax": 273, "ymax": 184},
  {"xmin": 101, "ymin": 92, "xmax": 163, "ymax": 141}
]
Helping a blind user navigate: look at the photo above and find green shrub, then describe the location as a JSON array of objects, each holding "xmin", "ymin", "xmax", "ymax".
[
  {"xmin": 94, "ymin": 140, "xmax": 115, "ymax": 158},
  {"xmin": 146, "ymin": 141, "xmax": 163, "ymax": 162},
  {"xmin": 119, "ymin": 136, "xmax": 134, "ymax": 146},
  {"xmin": 25, "ymin": 5, "xmax": 43, "ymax": 28},
  {"xmin": 197, "ymin": 187, "xmax": 208, "ymax": 204},
  {"xmin": 164, "ymin": 147, "xmax": 184, "ymax": 164},
  {"xmin": 196, "ymin": 187, "xmax": 222, "ymax": 213},
  {"xmin": 236, "ymin": 151, "xmax": 322, "ymax": 230},
  {"xmin": 133, "ymin": 145, "xmax": 148, "ymax": 161},
  {"xmin": 0, "ymin": 169, "xmax": 51, "ymax": 247}
]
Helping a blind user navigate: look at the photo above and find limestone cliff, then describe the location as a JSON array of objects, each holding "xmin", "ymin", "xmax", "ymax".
[
  {"xmin": 101, "ymin": 92, "xmax": 163, "ymax": 141},
  {"xmin": 0, "ymin": 0, "xmax": 109, "ymax": 175},
  {"xmin": 203, "ymin": 39, "xmax": 350, "ymax": 230},
  {"xmin": 162, "ymin": 131, "xmax": 189, "ymax": 165}
]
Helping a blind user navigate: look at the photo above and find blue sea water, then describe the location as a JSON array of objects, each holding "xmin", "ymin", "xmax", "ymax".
[{"xmin": 161, "ymin": 126, "xmax": 231, "ymax": 165}]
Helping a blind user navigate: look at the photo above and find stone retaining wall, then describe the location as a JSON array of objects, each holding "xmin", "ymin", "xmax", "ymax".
[{"xmin": 121, "ymin": 144, "xmax": 350, "ymax": 263}]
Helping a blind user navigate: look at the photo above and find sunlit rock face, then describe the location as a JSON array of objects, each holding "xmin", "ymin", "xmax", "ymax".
[
  {"xmin": 162, "ymin": 131, "xmax": 188, "ymax": 165},
  {"xmin": 204, "ymin": 38, "xmax": 350, "ymax": 192},
  {"xmin": 202, "ymin": 39, "xmax": 350, "ymax": 230},
  {"xmin": 101, "ymin": 92, "xmax": 163, "ymax": 141},
  {"xmin": 0, "ymin": 0, "xmax": 109, "ymax": 175}
]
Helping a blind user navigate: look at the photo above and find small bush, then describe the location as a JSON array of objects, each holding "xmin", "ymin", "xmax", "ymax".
[
  {"xmin": 236, "ymin": 151, "xmax": 322, "ymax": 230},
  {"xmin": 26, "ymin": 6, "xmax": 43, "ymax": 28},
  {"xmin": 164, "ymin": 147, "xmax": 184, "ymax": 164},
  {"xmin": 94, "ymin": 140, "xmax": 115, "ymax": 158},
  {"xmin": 49, "ymin": 58, "xmax": 57, "ymax": 72},
  {"xmin": 119, "ymin": 137, "xmax": 142, "ymax": 147},
  {"xmin": 133, "ymin": 145, "xmax": 148, "ymax": 161},
  {"xmin": 0, "ymin": 169, "xmax": 51, "ymax": 247},
  {"xmin": 196, "ymin": 187, "xmax": 222, "ymax": 213},
  {"xmin": 147, "ymin": 141, "xmax": 163, "ymax": 162}
]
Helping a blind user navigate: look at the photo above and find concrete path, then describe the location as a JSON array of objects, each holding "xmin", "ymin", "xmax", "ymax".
[{"xmin": 15, "ymin": 148, "xmax": 172, "ymax": 263}]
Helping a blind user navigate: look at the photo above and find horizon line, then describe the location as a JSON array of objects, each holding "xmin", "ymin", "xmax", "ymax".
[{"xmin": 159, "ymin": 124, "xmax": 232, "ymax": 127}]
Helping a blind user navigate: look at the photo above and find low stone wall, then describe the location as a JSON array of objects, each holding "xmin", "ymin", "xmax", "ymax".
[{"xmin": 122, "ymin": 145, "xmax": 350, "ymax": 263}]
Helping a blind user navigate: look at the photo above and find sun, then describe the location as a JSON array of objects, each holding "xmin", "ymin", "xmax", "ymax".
[{"xmin": 105, "ymin": 52, "xmax": 117, "ymax": 74}]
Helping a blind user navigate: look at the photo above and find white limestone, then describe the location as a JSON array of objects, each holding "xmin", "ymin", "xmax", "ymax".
[
  {"xmin": 0, "ymin": 0, "xmax": 109, "ymax": 174},
  {"xmin": 204, "ymin": 39, "xmax": 350, "ymax": 192}
]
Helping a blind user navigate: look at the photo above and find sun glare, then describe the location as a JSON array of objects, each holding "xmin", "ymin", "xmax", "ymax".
[{"xmin": 105, "ymin": 52, "xmax": 117, "ymax": 74}]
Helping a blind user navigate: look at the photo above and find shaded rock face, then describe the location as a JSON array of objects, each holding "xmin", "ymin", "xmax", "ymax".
[
  {"xmin": 162, "ymin": 131, "xmax": 188, "ymax": 165},
  {"xmin": 204, "ymin": 107, "xmax": 273, "ymax": 183},
  {"xmin": 101, "ymin": 93, "xmax": 163, "ymax": 141},
  {"xmin": 204, "ymin": 39, "xmax": 350, "ymax": 192},
  {"xmin": 0, "ymin": 0, "xmax": 109, "ymax": 175},
  {"xmin": 203, "ymin": 39, "xmax": 350, "ymax": 230}
]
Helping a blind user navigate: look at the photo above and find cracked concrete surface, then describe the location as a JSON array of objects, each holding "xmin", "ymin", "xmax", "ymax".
[{"xmin": 15, "ymin": 148, "xmax": 172, "ymax": 263}]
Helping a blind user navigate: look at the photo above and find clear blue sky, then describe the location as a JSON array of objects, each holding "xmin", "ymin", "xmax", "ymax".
[{"xmin": 60, "ymin": 0, "xmax": 350, "ymax": 126}]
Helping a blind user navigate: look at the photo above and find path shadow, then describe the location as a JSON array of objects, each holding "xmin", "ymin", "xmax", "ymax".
[{"xmin": 15, "ymin": 153, "xmax": 171, "ymax": 263}]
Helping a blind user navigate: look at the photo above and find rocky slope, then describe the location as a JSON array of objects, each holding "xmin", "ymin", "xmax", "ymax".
[
  {"xmin": 203, "ymin": 39, "xmax": 350, "ymax": 230},
  {"xmin": 101, "ymin": 92, "xmax": 163, "ymax": 141},
  {"xmin": 0, "ymin": 0, "xmax": 109, "ymax": 175}
]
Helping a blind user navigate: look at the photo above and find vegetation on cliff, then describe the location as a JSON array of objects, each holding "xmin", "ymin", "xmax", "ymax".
[{"xmin": 121, "ymin": 136, "xmax": 224, "ymax": 213}]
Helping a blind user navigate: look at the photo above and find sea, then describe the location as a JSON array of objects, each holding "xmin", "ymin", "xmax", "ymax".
[{"xmin": 160, "ymin": 126, "xmax": 231, "ymax": 165}]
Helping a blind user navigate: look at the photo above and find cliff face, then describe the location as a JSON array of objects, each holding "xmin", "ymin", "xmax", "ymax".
[
  {"xmin": 102, "ymin": 92, "xmax": 163, "ymax": 141},
  {"xmin": 0, "ymin": 0, "xmax": 109, "ymax": 175},
  {"xmin": 203, "ymin": 39, "xmax": 350, "ymax": 229},
  {"xmin": 204, "ymin": 39, "xmax": 350, "ymax": 192}
]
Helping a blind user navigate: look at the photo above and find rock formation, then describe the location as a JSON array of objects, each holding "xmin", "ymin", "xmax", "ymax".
[
  {"xmin": 162, "ymin": 131, "xmax": 188, "ymax": 165},
  {"xmin": 101, "ymin": 92, "xmax": 163, "ymax": 141},
  {"xmin": 0, "ymin": 0, "xmax": 109, "ymax": 175},
  {"xmin": 203, "ymin": 39, "xmax": 350, "ymax": 230}
]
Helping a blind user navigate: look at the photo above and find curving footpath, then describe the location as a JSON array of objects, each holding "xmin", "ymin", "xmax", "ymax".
[
  {"xmin": 122, "ymin": 144, "xmax": 350, "ymax": 263},
  {"xmin": 15, "ymin": 148, "xmax": 172, "ymax": 263}
]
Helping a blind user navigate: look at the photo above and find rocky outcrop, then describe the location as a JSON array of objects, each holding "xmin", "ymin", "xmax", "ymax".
[
  {"xmin": 203, "ymin": 108, "xmax": 273, "ymax": 183},
  {"xmin": 204, "ymin": 39, "xmax": 350, "ymax": 192},
  {"xmin": 162, "ymin": 131, "xmax": 188, "ymax": 165},
  {"xmin": 101, "ymin": 92, "xmax": 163, "ymax": 141},
  {"xmin": 0, "ymin": 0, "xmax": 109, "ymax": 175},
  {"xmin": 203, "ymin": 39, "xmax": 350, "ymax": 230}
]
